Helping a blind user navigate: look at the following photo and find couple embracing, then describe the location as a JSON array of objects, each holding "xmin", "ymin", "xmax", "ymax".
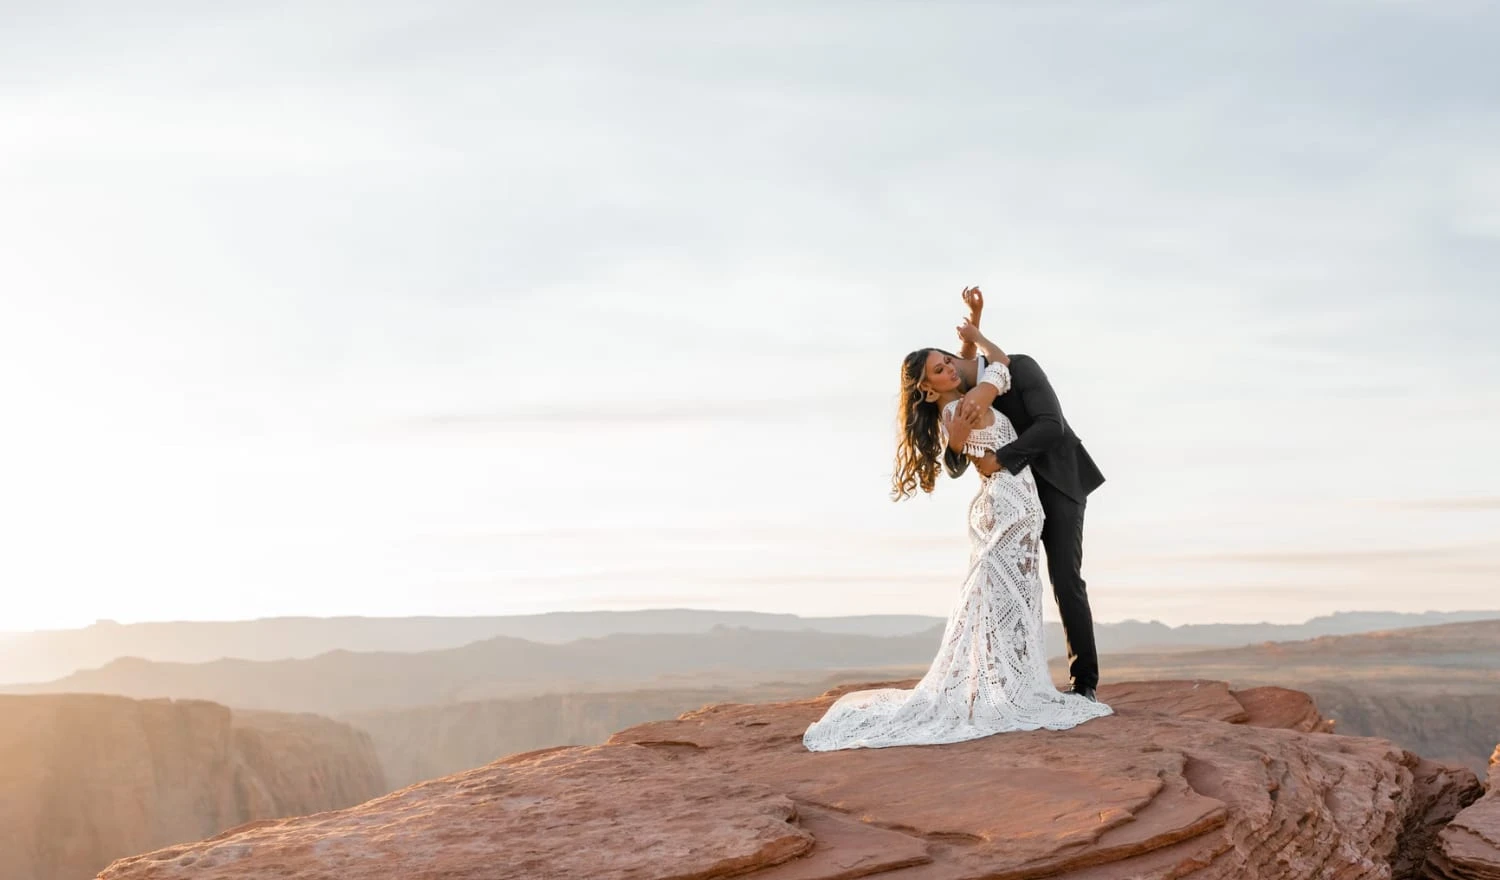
[{"xmin": 804, "ymin": 287, "xmax": 1110, "ymax": 752}]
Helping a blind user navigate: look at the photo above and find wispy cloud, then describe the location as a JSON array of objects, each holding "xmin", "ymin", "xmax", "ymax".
[
  {"xmin": 1391, "ymin": 498, "xmax": 1500, "ymax": 512},
  {"xmin": 399, "ymin": 397, "xmax": 856, "ymax": 431},
  {"xmin": 1145, "ymin": 544, "xmax": 1500, "ymax": 567}
]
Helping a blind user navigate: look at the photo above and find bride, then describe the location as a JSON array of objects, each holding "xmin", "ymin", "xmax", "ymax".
[{"xmin": 803, "ymin": 295, "xmax": 1111, "ymax": 751}]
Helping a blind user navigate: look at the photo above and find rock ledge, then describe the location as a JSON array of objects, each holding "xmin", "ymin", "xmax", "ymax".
[{"xmin": 99, "ymin": 680, "xmax": 1482, "ymax": 880}]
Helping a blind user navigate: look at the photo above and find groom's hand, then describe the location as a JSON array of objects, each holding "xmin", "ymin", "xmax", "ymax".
[{"xmin": 972, "ymin": 453, "xmax": 1001, "ymax": 476}]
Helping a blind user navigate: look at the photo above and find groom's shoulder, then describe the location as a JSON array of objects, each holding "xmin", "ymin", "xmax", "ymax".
[
  {"xmin": 1005, "ymin": 354, "xmax": 1054, "ymax": 387},
  {"xmin": 1008, "ymin": 353, "xmax": 1043, "ymax": 374}
]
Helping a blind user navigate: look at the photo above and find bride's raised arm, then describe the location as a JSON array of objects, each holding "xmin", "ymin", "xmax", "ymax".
[
  {"xmin": 956, "ymin": 322, "xmax": 1011, "ymax": 407},
  {"xmin": 945, "ymin": 286, "xmax": 1010, "ymax": 478},
  {"xmin": 956, "ymin": 287, "xmax": 983, "ymax": 360}
]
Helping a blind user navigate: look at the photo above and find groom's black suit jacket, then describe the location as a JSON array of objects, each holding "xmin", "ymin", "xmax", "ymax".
[{"xmin": 943, "ymin": 354, "xmax": 1104, "ymax": 503}]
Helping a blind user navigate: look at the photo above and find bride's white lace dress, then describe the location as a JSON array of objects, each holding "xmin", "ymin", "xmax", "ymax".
[{"xmin": 803, "ymin": 361, "xmax": 1112, "ymax": 751}]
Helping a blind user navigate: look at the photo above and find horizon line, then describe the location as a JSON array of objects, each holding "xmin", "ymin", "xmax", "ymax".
[{"xmin": 8, "ymin": 606, "xmax": 1500, "ymax": 636}]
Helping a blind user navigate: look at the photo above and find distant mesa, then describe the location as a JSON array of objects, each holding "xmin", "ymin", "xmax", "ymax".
[{"xmin": 5, "ymin": 607, "xmax": 1497, "ymax": 687}]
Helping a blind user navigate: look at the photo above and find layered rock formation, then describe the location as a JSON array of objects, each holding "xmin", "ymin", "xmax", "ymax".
[
  {"xmin": 99, "ymin": 680, "xmax": 1481, "ymax": 880},
  {"xmin": 229, "ymin": 709, "xmax": 390, "ymax": 819},
  {"xmin": 1426, "ymin": 746, "xmax": 1500, "ymax": 879},
  {"xmin": 0, "ymin": 694, "xmax": 386, "ymax": 880}
]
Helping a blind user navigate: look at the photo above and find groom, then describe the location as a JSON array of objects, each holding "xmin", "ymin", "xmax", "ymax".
[{"xmin": 945, "ymin": 289, "xmax": 1106, "ymax": 701}]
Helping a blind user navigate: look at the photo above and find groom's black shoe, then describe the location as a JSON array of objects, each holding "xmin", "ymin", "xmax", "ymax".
[{"xmin": 1068, "ymin": 685, "xmax": 1097, "ymax": 702}]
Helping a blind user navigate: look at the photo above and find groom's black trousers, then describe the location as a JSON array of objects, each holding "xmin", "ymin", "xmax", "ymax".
[{"xmin": 1037, "ymin": 486, "xmax": 1098, "ymax": 691}]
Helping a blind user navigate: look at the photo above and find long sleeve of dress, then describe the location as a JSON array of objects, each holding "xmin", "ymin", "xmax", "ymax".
[{"xmin": 978, "ymin": 360, "xmax": 1012, "ymax": 395}]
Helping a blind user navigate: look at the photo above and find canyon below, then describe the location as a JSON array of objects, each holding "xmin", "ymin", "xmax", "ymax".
[
  {"xmin": 3, "ymin": 610, "xmax": 1498, "ymax": 879},
  {"xmin": 0, "ymin": 695, "xmax": 386, "ymax": 880}
]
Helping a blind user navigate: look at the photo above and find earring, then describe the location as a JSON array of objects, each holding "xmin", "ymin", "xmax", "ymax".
[{"xmin": 924, "ymin": 389, "xmax": 939, "ymax": 403}]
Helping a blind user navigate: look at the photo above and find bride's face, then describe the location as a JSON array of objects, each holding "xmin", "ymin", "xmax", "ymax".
[{"xmin": 921, "ymin": 350, "xmax": 962, "ymax": 396}]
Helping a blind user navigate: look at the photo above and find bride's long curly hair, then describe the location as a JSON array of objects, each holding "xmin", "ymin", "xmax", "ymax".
[{"xmin": 893, "ymin": 348, "xmax": 945, "ymax": 501}]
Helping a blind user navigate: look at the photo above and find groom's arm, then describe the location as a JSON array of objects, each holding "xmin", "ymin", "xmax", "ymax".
[
  {"xmin": 943, "ymin": 446, "xmax": 970, "ymax": 479},
  {"xmin": 992, "ymin": 355, "xmax": 1066, "ymax": 475},
  {"xmin": 945, "ymin": 446, "xmax": 1001, "ymax": 478}
]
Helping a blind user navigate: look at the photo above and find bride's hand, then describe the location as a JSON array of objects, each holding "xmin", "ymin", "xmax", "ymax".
[
  {"xmin": 956, "ymin": 388, "xmax": 989, "ymax": 425},
  {"xmin": 956, "ymin": 320, "xmax": 982, "ymax": 345},
  {"xmin": 961, "ymin": 286, "xmax": 984, "ymax": 320}
]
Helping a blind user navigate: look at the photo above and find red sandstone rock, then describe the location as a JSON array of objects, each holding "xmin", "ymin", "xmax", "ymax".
[
  {"xmin": 96, "ymin": 681, "xmax": 1482, "ymax": 880},
  {"xmin": 100, "ymin": 744, "xmax": 814, "ymax": 880},
  {"xmin": 1097, "ymin": 679, "xmax": 1249, "ymax": 723},
  {"xmin": 1424, "ymin": 744, "xmax": 1500, "ymax": 879},
  {"xmin": 1232, "ymin": 685, "xmax": 1336, "ymax": 733}
]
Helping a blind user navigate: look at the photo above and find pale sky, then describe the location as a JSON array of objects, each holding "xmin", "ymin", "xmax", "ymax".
[{"xmin": 2, "ymin": 1, "xmax": 1498, "ymax": 632}]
